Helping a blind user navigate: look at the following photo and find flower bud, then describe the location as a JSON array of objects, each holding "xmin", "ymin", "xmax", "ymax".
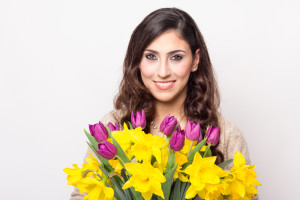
[
  {"xmin": 97, "ymin": 140, "xmax": 117, "ymax": 160},
  {"xmin": 107, "ymin": 122, "xmax": 120, "ymax": 132},
  {"xmin": 170, "ymin": 129, "xmax": 185, "ymax": 151},
  {"xmin": 131, "ymin": 110, "xmax": 146, "ymax": 129},
  {"xmin": 185, "ymin": 120, "xmax": 201, "ymax": 141},
  {"xmin": 205, "ymin": 124, "xmax": 213, "ymax": 138},
  {"xmin": 89, "ymin": 122, "xmax": 108, "ymax": 142},
  {"xmin": 206, "ymin": 126, "xmax": 220, "ymax": 146},
  {"xmin": 160, "ymin": 114, "xmax": 178, "ymax": 136},
  {"xmin": 198, "ymin": 131, "xmax": 203, "ymax": 143}
]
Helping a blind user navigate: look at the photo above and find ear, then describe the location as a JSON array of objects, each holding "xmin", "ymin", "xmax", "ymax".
[{"xmin": 192, "ymin": 48, "xmax": 200, "ymax": 69}]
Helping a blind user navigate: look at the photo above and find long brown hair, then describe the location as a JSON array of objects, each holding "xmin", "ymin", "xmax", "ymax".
[{"xmin": 114, "ymin": 7, "xmax": 223, "ymax": 163}]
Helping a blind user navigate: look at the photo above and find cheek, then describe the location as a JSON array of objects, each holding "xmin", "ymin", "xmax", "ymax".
[
  {"xmin": 140, "ymin": 60, "xmax": 155, "ymax": 79},
  {"xmin": 173, "ymin": 63, "xmax": 192, "ymax": 78}
]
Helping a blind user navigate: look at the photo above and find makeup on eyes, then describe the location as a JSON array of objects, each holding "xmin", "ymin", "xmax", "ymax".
[{"xmin": 144, "ymin": 53, "xmax": 184, "ymax": 61}]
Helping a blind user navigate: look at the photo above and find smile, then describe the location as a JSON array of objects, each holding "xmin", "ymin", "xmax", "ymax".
[{"xmin": 154, "ymin": 81, "xmax": 176, "ymax": 90}]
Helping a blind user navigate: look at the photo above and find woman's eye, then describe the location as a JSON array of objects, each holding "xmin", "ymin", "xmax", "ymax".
[
  {"xmin": 171, "ymin": 55, "xmax": 183, "ymax": 61},
  {"xmin": 145, "ymin": 54, "xmax": 157, "ymax": 60}
]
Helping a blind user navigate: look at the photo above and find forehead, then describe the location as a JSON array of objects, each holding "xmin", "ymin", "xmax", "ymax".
[{"xmin": 145, "ymin": 30, "xmax": 191, "ymax": 54}]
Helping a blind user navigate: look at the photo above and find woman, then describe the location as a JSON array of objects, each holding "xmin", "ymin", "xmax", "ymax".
[{"xmin": 70, "ymin": 7, "xmax": 254, "ymax": 200}]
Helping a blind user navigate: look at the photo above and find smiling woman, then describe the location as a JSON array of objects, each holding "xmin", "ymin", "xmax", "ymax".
[{"xmin": 70, "ymin": 7, "xmax": 257, "ymax": 200}]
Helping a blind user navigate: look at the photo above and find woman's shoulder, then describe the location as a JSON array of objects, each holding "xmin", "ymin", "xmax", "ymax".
[
  {"xmin": 216, "ymin": 111, "xmax": 251, "ymax": 166},
  {"xmin": 99, "ymin": 109, "xmax": 124, "ymax": 124},
  {"xmin": 217, "ymin": 111, "xmax": 245, "ymax": 138}
]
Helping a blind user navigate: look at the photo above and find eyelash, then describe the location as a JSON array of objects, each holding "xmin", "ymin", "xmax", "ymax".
[{"xmin": 145, "ymin": 54, "xmax": 183, "ymax": 61}]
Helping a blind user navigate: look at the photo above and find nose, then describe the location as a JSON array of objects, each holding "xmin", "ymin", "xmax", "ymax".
[{"xmin": 157, "ymin": 59, "xmax": 171, "ymax": 78}]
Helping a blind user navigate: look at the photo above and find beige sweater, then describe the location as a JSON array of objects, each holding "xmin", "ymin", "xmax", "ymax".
[{"xmin": 69, "ymin": 110, "xmax": 256, "ymax": 200}]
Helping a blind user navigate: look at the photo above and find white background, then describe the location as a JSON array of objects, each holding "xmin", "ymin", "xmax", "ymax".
[{"xmin": 1, "ymin": 0, "xmax": 299, "ymax": 199}]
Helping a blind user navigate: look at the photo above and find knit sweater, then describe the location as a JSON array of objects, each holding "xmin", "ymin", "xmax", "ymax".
[{"xmin": 69, "ymin": 109, "xmax": 257, "ymax": 200}]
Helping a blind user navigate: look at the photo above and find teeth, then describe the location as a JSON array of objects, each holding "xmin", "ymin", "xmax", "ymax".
[{"xmin": 156, "ymin": 82, "xmax": 174, "ymax": 86}]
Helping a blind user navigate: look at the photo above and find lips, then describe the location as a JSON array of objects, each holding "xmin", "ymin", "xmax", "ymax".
[{"xmin": 154, "ymin": 80, "xmax": 176, "ymax": 90}]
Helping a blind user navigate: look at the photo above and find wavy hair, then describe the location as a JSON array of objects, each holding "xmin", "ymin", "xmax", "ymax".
[{"xmin": 114, "ymin": 7, "xmax": 223, "ymax": 163}]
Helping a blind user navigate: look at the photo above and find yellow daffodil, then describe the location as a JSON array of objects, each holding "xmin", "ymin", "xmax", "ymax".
[
  {"xmin": 122, "ymin": 161, "xmax": 166, "ymax": 200},
  {"xmin": 63, "ymin": 164, "xmax": 85, "ymax": 187},
  {"xmin": 63, "ymin": 163, "xmax": 97, "ymax": 187},
  {"xmin": 77, "ymin": 176, "xmax": 116, "ymax": 200},
  {"xmin": 111, "ymin": 123, "xmax": 134, "ymax": 156},
  {"xmin": 85, "ymin": 152, "xmax": 101, "ymax": 167},
  {"xmin": 108, "ymin": 159, "xmax": 123, "ymax": 174},
  {"xmin": 130, "ymin": 130, "xmax": 166, "ymax": 163},
  {"xmin": 226, "ymin": 151, "xmax": 261, "ymax": 199},
  {"xmin": 183, "ymin": 152, "xmax": 229, "ymax": 200},
  {"xmin": 153, "ymin": 144, "xmax": 169, "ymax": 174},
  {"xmin": 83, "ymin": 152, "xmax": 107, "ymax": 180},
  {"xmin": 174, "ymin": 151, "xmax": 188, "ymax": 181}
]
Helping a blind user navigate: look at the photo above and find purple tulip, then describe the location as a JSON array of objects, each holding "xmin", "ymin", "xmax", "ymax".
[
  {"xmin": 97, "ymin": 140, "xmax": 117, "ymax": 160},
  {"xmin": 205, "ymin": 124, "xmax": 213, "ymax": 138},
  {"xmin": 107, "ymin": 122, "xmax": 120, "ymax": 132},
  {"xmin": 185, "ymin": 120, "xmax": 201, "ymax": 141},
  {"xmin": 89, "ymin": 122, "xmax": 108, "ymax": 142},
  {"xmin": 170, "ymin": 129, "xmax": 185, "ymax": 151},
  {"xmin": 197, "ymin": 131, "xmax": 203, "ymax": 143},
  {"xmin": 160, "ymin": 114, "xmax": 178, "ymax": 136},
  {"xmin": 131, "ymin": 110, "xmax": 146, "ymax": 129},
  {"xmin": 206, "ymin": 126, "xmax": 220, "ymax": 146}
]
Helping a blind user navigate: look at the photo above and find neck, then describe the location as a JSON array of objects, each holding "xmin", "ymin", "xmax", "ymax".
[{"xmin": 154, "ymin": 88, "xmax": 187, "ymax": 125}]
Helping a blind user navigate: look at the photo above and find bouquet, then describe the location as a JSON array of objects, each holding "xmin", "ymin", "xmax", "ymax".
[{"xmin": 64, "ymin": 110, "xmax": 261, "ymax": 200}]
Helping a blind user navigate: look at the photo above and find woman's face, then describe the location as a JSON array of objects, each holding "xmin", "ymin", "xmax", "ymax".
[{"xmin": 139, "ymin": 29, "xmax": 200, "ymax": 103}]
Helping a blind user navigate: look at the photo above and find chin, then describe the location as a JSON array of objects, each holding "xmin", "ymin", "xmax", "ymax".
[{"xmin": 152, "ymin": 93, "xmax": 176, "ymax": 103}]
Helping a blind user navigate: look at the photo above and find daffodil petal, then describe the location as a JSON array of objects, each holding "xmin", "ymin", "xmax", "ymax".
[
  {"xmin": 233, "ymin": 151, "xmax": 246, "ymax": 167},
  {"xmin": 185, "ymin": 185, "xmax": 198, "ymax": 199},
  {"xmin": 178, "ymin": 173, "xmax": 189, "ymax": 182}
]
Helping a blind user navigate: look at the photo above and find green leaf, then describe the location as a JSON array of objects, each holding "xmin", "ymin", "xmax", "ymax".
[
  {"xmin": 179, "ymin": 182, "xmax": 186, "ymax": 199},
  {"xmin": 218, "ymin": 159, "xmax": 233, "ymax": 169},
  {"xmin": 129, "ymin": 187, "xmax": 144, "ymax": 200},
  {"xmin": 203, "ymin": 143, "xmax": 211, "ymax": 158},
  {"xmin": 121, "ymin": 168, "xmax": 128, "ymax": 182},
  {"xmin": 158, "ymin": 163, "xmax": 178, "ymax": 200},
  {"xmin": 112, "ymin": 136, "xmax": 130, "ymax": 165},
  {"xmin": 121, "ymin": 169, "xmax": 133, "ymax": 200},
  {"xmin": 99, "ymin": 166, "xmax": 126, "ymax": 200},
  {"xmin": 84, "ymin": 129, "xmax": 98, "ymax": 150},
  {"xmin": 128, "ymin": 122, "xmax": 133, "ymax": 129},
  {"xmin": 206, "ymin": 148, "xmax": 212, "ymax": 157},
  {"xmin": 173, "ymin": 179, "xmax": 182, "ymax": 200},
  {"xmin": 165, "ymin": 147, "xmax": 175, "ymax": 174},
  {"xmin": 151, "ymin": 155, "xmax": 156, "ymax": 165},
  {"xmin": 105, "ymin": 124, "xmax": 112, "ymax": 138},
  {"xmin": 180, "ymin": 182, "xmax": 190, "ymax": 200},
  {"xmin": 173, "ymin": 122, "xmax": 180, "ymax": 132},
  {"xmin": 187, "ymin": 138, "xmax": 207, "ymax": 162}
]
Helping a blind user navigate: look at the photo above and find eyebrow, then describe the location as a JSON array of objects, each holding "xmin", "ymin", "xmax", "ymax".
[{"xmin": 144, "ymin": 49, "xmax": 187, "ymax": 54}]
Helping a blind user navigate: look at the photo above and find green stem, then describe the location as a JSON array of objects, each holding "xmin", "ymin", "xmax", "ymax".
[
  {"xmin": 108, "ymin": 172, "xmax": 123, "ymax": 179},
  {"xmin": 203, "ymin": 143, "xmax": 211, "ymax": 157},
  {"xmin": 116, "ymin": 155, "xmax": 126, "ymax": 168},
  {"xmin": 100, "ymin": 175, "xmax": 109, "ymax": 184},
  {"xmin": 187, "ymin": 141, "xmax": 194, "ymax": 157}
]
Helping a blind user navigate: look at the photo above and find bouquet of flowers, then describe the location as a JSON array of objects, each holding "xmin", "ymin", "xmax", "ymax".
[{"xmin": 64, "ymin": 110, "xmax": 261, "ymax": 200}]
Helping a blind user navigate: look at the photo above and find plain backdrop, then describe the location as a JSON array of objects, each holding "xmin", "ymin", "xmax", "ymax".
[{"xmin": 1, "ymin": 0, "xmax": 299, "ymax": 199}]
